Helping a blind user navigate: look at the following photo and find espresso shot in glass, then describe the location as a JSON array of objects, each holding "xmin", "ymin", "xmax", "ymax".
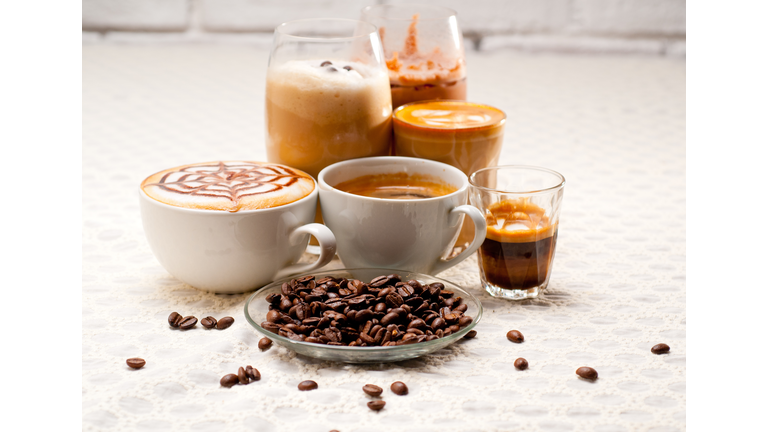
[{"xmin": 469, "ymin": 166, "xmax": 565, "ymax": 300}]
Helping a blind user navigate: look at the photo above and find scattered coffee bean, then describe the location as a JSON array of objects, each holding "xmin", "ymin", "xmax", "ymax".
[
  {"xmin": 258, "ymin": 337, "xmax": 273, "ymax": 351},
  {"xmin": 216, "ymin": 316, "xmax": 235, "ymax": 330},
  {"xmin": 651, "ymin": 343, "xmax": 670, "ymax": 354},
  {"xmin": 246, "ymin": 365, "xmax": 261, "ymax": 381},
  {"xmin": 320, "ymin": 61, "xmax": 332, "ymax": 66},
  {"xmin": 168, "ymin": 312, "xmax": 182, "ymax": 328},
  {"xmin": 298, "ymin": 380, "xmax": 318, "ymax": 391},
  {"xmin": 220, "ymin": 373, "xmax": 239, "ymax": 387},
  {"xmin": 179, "ymin": 316, "xmax": 198, "ymax": 330},
  {"xmin": 327, "ymin": 67, "xmax": 338, "ymax": 72},
  {"xmin": 367, "ymin": 400, "xmax": 386, "ymax": 411},
  {"xmin": 391, "ymin": 381, "xmax": 408, "ymax": 395},
  {"xmin": 238, "ymin": 367, "xmax": 250, "ymax": 385},
  {"xmin": 261, "ymin": 274, "xmax": 473, "ymax": 347},
  {"xmin": 343, "ymin": 65, "xmax": 353, "ymax": 71},
  {"xmin": 464, "ymin": 330, "xmax": 477, "ymax": 339},
  {"xmin": 200, "ymin": 316, "xmax": 217, "ymax": 329},
  {"xmin": 362, "ymin": 384, "xmax": 383, "ymax": 397},
  {"xmin": 126, "ymin": 358, "xmax": 145, "ymax": 369},
  {"xmin": 506, "ymin": 330, "xmax": 524, "ymax": 343},
  {"xmin": 514, "ymin": 358, "xmax": 528, "ymax": 370},
  {"xmin": 576, "ymin": 367, "xmax": 598, "ymax": 381}
]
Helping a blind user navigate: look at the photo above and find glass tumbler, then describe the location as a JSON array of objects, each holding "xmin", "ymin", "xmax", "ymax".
[
  {"xmin": 361, "ymin": 4, "xmax": 467, "ymax": 109},
  {"xmin": 265, "ymin": 18, "xmax": 393, "ymax": 180},
  {"xmin": 469, "ymin": 166, "xmax": 565, "ymax": 300}
]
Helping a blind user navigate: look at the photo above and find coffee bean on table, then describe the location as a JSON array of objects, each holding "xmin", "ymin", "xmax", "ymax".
[
  {"xmin": 514, "ymin": 358, "xmax": 528, "ymax": 370},
  {"xmin": 220, "ymin": 373, "xmax": 239, "ymax": 387},
  {"xmin": 126, "ymin": 358, "xmax": 145, "ymax": 369},
  {"xmin": 576, "ymin": 367, "xmax": 598, "ymax": 381},
  {"xmin": 367, "ymin": 400, "xmax": 386, "ymax": 411},
  {"xmin": 464, "ymin": 330, "xmax": 477, "ymax": 339},
  {"xmin": 506, "ymin": 330, "xmax": 524, "ymax": 343},
  {"xmin": 168, "ymin": 312, "xmax": 182, "ymax": 327},
  {"xmin": 651, "ymin": 343, "xmax": 670, "ymax": 354},
  {"xmin": 237, "ymin": 366, "xmax": 250, "ymax": 385},
  {"xmin": 217, "ymin": 316, "xmax": 235, "ymax": 330},
  {"xmin": 320, "ymin": 60, "xmax": 332, "ymax": 66},
  {"xmin": 298, "ymin": 380, "xmax": 318, "ymax": 391},
  {"xmin": 200, "ymin": 316, "xmax": 217, "ymax": 329},
  {"xmin": 391, "ymin": 381, "xmax": 408, "ymax": 395},
  {"xmin": 362, "ymin": 384, "xmax": 383, "ymax": 397},
  {"xmin": 179, "ymin": 316, "xmax": 198, "ymax": 330},
  {"xmin": 246, "ymin": 365, "xmax": 261, "ymax": 381},
  {"xmin": 258, "ymin": 337, "xmax": 273, "ymax": 351}
]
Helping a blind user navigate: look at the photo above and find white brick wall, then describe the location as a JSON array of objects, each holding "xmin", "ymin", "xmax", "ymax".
[{"xmin": 82, "ymin": 0, "xmax": 686, "ymax": 56}]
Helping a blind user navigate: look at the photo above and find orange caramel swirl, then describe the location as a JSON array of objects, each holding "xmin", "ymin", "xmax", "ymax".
[{"xmin": 141, "ymin": 161, "xmax": 314, "ymax": 212}]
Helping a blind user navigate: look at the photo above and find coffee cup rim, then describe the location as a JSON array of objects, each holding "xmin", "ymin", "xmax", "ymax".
[
  {"xmin": 392, "ymin": 99, "xmax": 507, "ymax": 132},
  {"xmin": 318, "ymin": 156, "xmax": 468, "ymax": 202},
  {"xmin": 139, "ymin": 176, "xmax": 318, "ymax": 215},
  {"xmin": 469, "ymin": 165, "xmax": 566, "ymax": 195}
]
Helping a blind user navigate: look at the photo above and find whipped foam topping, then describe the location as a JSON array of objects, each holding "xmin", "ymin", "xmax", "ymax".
[{"xmin": 141, "ymin": 161, "xmax": 314, "ymax": 212}]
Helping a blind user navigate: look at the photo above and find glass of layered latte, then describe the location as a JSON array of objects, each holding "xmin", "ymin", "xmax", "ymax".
[
  {"xmin": 469, "ymin": 166, "xmax": 565, "ymax": 300},
  {"xmin": 265, "ymin": 18, "xmax": 392, "ymax": 180},
  {"xmin": 361, "ymin": 4, "xmax": 467, "ymax": 109}
]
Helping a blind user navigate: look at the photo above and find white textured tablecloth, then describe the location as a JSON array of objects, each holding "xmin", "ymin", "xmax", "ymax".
[{"xmin": 83, "ymin": 45, "xmax": 685, "ymax": 432}]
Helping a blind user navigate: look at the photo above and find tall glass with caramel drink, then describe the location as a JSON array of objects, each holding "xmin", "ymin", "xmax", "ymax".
[
  {"xmin": 361, "ymin": 5, "xmax": 467, "ymax": 109},
  {"xmin": 265, "ymin": 19, "xmax": 392, "ymax": 180}
]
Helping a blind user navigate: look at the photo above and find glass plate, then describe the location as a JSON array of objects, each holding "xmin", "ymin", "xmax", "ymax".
[{"xmin": 243, "ymin": 268, "xmax": 483, "ymax": 364}]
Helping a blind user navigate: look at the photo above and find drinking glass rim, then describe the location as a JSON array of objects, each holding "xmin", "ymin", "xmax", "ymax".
[
  {"xmin": 361, "ymin": 4, "xmax": 458, "ymax": 21},
  {"xmin": 469, "ymin": 165, "xmax": 566, "ymax": 194},
  {"xmin": 275, "ymin": 18, "xmax": 378, "ymax": 41}
]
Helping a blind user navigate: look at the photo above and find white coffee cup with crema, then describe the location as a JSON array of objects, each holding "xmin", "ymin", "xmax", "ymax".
[
  {"xmin": 318, "ymin": 157, "xmax": 486, "ymax": 275},
  {"xmin": 139, "ymin": 161, "xmax": 336, "ymax": 294}
]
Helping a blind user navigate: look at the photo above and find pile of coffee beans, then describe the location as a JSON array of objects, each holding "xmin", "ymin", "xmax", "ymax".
[
  {"xmin": 220, "ymin": 365, "xmax": 260, "ymax": 388},
  {"xmin": 260, "ymin": 274, "xmax": 474, "ymax": 347},
  {"xmin": 168, "ymin": 312, "xmax": 234, "ymax": 330}
]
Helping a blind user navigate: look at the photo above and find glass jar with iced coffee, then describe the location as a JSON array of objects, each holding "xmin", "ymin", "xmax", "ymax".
[
  {"xmin": 361, "ymin": 5, "xmax": 467, "ymax": 109},
  {"xmin": 265, "ymin": 19, "xmax": 392, "ymax": 180}
]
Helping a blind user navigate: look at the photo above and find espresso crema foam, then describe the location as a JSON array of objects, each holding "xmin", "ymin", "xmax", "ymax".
[
  {"xmin": 485, "ymin": 199, "xmax": 556, "ymax": 243},
  {"xmin": 266, "ymin": 60, "xmax": 391, "ymax": 126},
  {"xmin": 141, "ymin": 161, "xmax": 314, "ymax": 212},
  {"xmin": 395, "ymin": 101, "xmax": 506, "ymax": 130}
]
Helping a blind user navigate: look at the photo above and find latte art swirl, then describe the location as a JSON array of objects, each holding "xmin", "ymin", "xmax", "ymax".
[{"xmin": 141, "ymin": 161, "xmax": 314, "ymax": 211}]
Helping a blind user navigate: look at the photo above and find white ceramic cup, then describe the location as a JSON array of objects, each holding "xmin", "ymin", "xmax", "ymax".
[
  {"xmin": 318, "ymin": 156, "xmax": 486, "ymax": 275},
  {"xmin": 139, "ymin": 181, "xmax": 336, "ymax": 294}
]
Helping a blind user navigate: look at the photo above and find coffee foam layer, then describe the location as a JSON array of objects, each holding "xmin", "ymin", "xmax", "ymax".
[
  {"xmin": 266, "ymin": 60, "xmax": 391, "ymax": 126},
  {"xmin": 141, "ymin": 161, "xmax": 314, "ymax": 212},
  {"xmin": 396, "ymin": 101, "xmax": 505, "ymax": 130},
  {"xmin": 484, "ymin": 199, "xmax": 556, "ymax": 243}
]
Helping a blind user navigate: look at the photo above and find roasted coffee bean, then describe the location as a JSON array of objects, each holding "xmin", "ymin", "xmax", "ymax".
[
  {"xmin": 320, "ymin": 60, "xmax": 333, "ymax": 66},
  {"xmin": 391, "ymin": 381, "xmax": 408, "ymax": 395},
  {"xmin": 448, "ymin": 324, "xmax": 460, "ymax": 333},
  {"xmin": 464, "ymin": 330, "xmax": 477, "ymax": 339},
  {"xmin": 506, "ymin": 330, "xmax": 524, "ymax": 343},
  {"xmin": 327, "ymin": 66, "xmax": 338, "ymax": 72},
  {"xmin": 201, "ymin": 316, "xmax": 217, "ymax": 329},
  {"xmin": 168, "ymin": 312, "xmax": 182, "ymax": 327},
  {"xmin": 458, "ymin": 316, "xmax": 473, "ymax": 327},
  {"xmin": 238, "ymin": 367, "xmax": 250, "ymax": 385},
  {"xmin": 381, "ymin": 312, "xmax": 399, "ymax": 326},
  {"xmin": 220, "ymin": 373, "xmax": 239, "ymax": 387},
  {"xmin": 367, "ymin": 400, "xmax": 386, "ymax": 411},
  {"xmin": 430, "ymin": 317, "xmax": 446, "ymax": 330},
  {"xmin": 576, "ymin": 367, "xmax": 598, "ymax": 381},
  {"xmin": 179, "ymin": 316, "xmax": 197, "ymax": 330},
  {"xmin": 454, "ymin": 303, "xmax": 468, "ymax": 313},
  {"xmin": 126, "ymin": 358, "xmax": 145, "ymax": 369},
  {"xmin": 651, "ymin": 343, "xmax": 670, "ymax": 354},
  {"xmin": 298, "ymin": 380, "xmax": 318, "ymax": 391},
  {"xmin": 246, "ymin": 365, "xmax": 261, "ymax": 381},
  {"xmin": 514, "ymin": 358, "xmax": 528, "ymax": 370},
  {"xmin": 261, "ymin": 322, "xmax": 280, "ymax": 333},
  {"xmin": 343, "ymin": 65, "xmax": 353, "ymax": 71},
  {"xmin": 362, "ymin": 384, "xmax": 383, "ymax": 397}
]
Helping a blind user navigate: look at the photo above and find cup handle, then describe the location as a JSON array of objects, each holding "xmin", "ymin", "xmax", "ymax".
[
  {"xmin": 431, "ymin": 205, "xmax": 487, "ymax": 274},
  {"xmin": 273, "ymin": 223, "xmax": 337, "ymax": 280}
]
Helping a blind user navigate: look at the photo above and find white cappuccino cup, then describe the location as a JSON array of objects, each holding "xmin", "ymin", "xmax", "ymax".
[
  {"xmin": 139, "ymin": 161, "xmax": 336, "ymax": 293},
  {"xmin": 318, "ymin": 157, "xmax": 486, "ymax": 275}
]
